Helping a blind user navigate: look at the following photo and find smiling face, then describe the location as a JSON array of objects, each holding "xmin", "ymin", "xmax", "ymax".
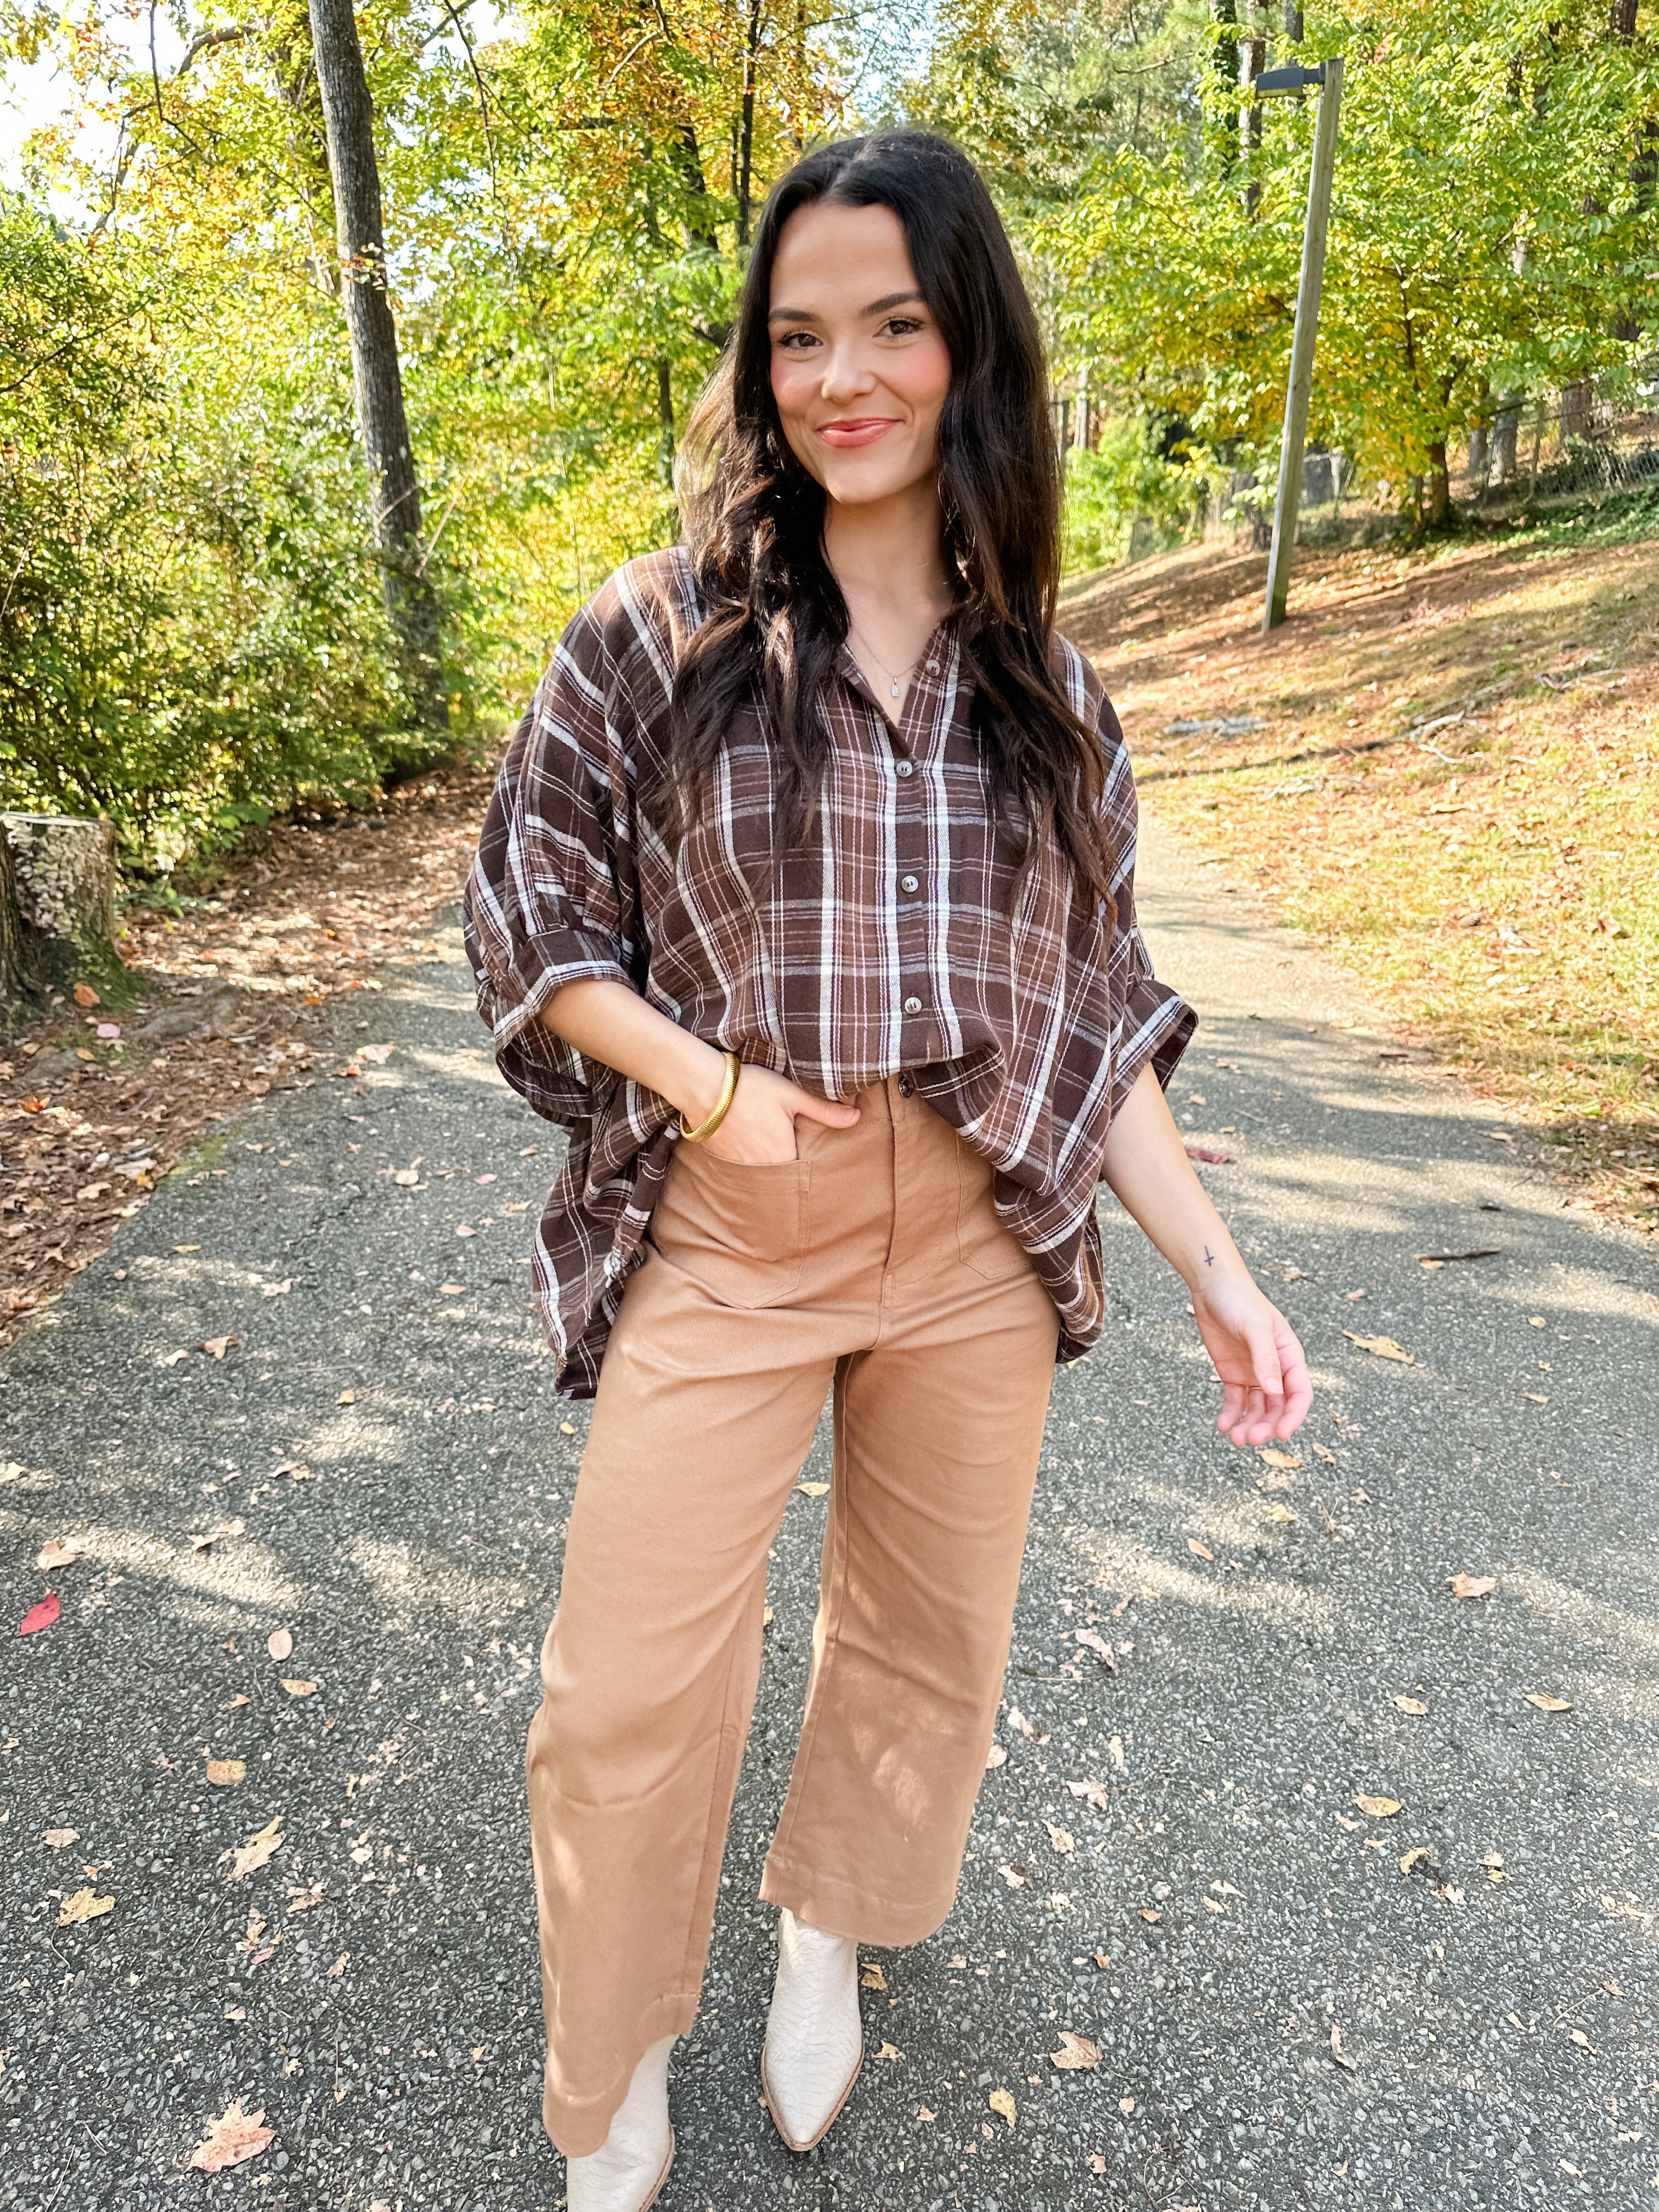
[{"xmin": 767, "ymin": 199, "xmax": 953, "ymax": 513}]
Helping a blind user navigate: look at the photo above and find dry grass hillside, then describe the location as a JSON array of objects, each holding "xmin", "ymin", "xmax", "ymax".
[{"xmin": 1063, "ymin": 527, "xmax": 1659, "ymax": 1233}]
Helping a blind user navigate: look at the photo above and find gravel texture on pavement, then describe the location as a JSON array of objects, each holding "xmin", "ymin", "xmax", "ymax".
[{"xmin": 3, "ymin": 818, "xmax": 1656, "ymax": 2211}]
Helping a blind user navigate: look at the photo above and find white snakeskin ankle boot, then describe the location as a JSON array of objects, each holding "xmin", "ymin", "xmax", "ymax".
[
  {"xmin": 565, "ymin": 2034, "xmax": 675, "ymax": 2212},
  {"xmin": 760, "ymin": 1909, "xmax": 865, "ymax": 2152}
]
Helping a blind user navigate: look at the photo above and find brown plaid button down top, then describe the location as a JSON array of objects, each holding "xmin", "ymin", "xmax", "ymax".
[{"xmin": 464, "ymin": 546, "xmax": 1194, "ymax": 1398}]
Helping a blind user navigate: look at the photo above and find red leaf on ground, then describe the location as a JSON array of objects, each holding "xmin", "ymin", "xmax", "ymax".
[
  {"xmin": 1184, "ymin": 1146, "xmax": 1232, "ymax": 1164},
  {"xmin": 19, "ymin": 1592, "xmax": 60, "ymax": 1636}
]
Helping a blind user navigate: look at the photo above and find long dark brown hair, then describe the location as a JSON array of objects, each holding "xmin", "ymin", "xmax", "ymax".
[{"xmin": 659, "ymin": 129, "xmax": 1115, "ymax": 909}]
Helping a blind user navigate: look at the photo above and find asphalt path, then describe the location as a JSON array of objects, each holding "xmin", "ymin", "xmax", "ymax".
[{"xmin": 3, "ymin": 819, "xmax": 1656, "ymax": 2212}]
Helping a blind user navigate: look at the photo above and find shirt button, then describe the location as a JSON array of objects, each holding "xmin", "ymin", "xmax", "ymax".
[
  {"xmin": 897, "ymin": 1072, "xmax": 915, "ymax": 1099},
  {"xmin": 926, "ymin": 659, "xmax": 940, "ymax": 674},
  {"xmin": 894, "ymin": 759, "xmax": 914, "ymax": 778},
  {"xmin": 900, "ymin": 874, "xmax": 919, "ymax": 894},
  {"xmin": 902, "ymin": 995, "xmax": 923, "ymax": 1016}
]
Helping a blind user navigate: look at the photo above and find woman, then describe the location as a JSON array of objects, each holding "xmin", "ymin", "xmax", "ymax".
[{"xmin": 465, "ymin": 129, "xmax": 1311, "ymax": 2212}]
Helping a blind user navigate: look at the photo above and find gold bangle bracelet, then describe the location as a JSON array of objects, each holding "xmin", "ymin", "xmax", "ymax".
[{"xmin": 680, "ymin": 1049, "xmax": 742, "ymax": 1144}]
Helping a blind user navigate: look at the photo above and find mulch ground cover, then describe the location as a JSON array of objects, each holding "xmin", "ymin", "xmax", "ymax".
[{"xmin": 1, "ymin": 765, "xmax": 494, "ymax": 1351}]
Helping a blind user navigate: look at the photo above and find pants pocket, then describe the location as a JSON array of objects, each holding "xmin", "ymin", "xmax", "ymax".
[
  {"xmin": 653, "ymin": 1143, "xmax": 811, "ymax": 1309},
  {"xmin": 956, "ymin": 1142, "xmax": 1030, "ymax": 1282}
]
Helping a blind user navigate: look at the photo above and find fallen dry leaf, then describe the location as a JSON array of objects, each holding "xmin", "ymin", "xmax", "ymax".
[
  {"xmin": 1048, "ymin": 2032, "xmax": 1100, "ymax": 2072},
  {"xmin": 1138, "ymin": 1906, "xmax": 1161, "ymax": 1923},
  {"xmin": 327, "ymin": 1952, "xmax": 349, "ymax": 1978},
  {"xmin": 1399, "ymin": 1844, "xmax": 1434, "ymax": 1875},
  {"xmin": 439, "ymin": 1282, "xmax": 466, "ymax": 1296},
  {"xmin": 1074, "ymin": 1627, "xmax": 1116, "ymax": 1669},
  {"xmin": 280, "ymin": 1678, "xmax": 319, "ymax": 1698},
  {"xmin": 1268, "ymin": 1503, "xmax": 1297, "ymax": 1524},
  {"xmin": 1117, "ymin": 2094, "xmax": 1136, "ymax": 2114},
  {"xmin": 1065, "ymin": 1777, "xmax": 1108, "ymax": 1812},
  {"xmin": 1523, "ymin": 1692, "xmax": 1572, "ymax": 1713},
  {"xmin": 337, "ymin": 1387, "xmax": 356, "ymax": 1404},
  {"xmin": 984, "ymin": 1743, "xmax": 1008, "ymax": 1770},
  {"xmin": 1258, "ymin": 1447, "xmax": 1302, "ymax": 1470},
  {"xmin": 57, "ymin": 1887, "xmax": 115, "ymax": 1927},
  {"xmin": 1451, "ymin": 1573, "xmax": 1497, "ymax": 1600},
  {"xmin": 266, "ymin": 1628, "xmax": 294, "ymax": 1661},
  {"xmin": 206, "ymin": 1759, "xmax": 246, "ymax": 1787},
  {"xmin": 1391, "ymin": 1695, "xmax": 1429, "ymax": 1716},
  {"xmin": 18, "ymin": 1592, "xmax": 59, "ymax": 1636},
  {"xmin": 795, "ymin": 1482, "xmax": 829, "ymax": 1498},
  {"xmin": 259, "ymin": 1279, "xmax": 293, "ymax": 1299},
  {"xmin": 860, "ymin": 1963, "xmax": 887, "ymax": 1990},
  {"xmin": 1186, "ymin": 1537, "xmax": 1215, "ymax": 1561},
  {"xmin": 41, "ymin": 1827, "xmax": 78, "ymax": 1847},
  {"xmin": 36, "ymin": 1539, "xmax": 82, "ymax": 1570},
  {"xmin": 1108, "ymin": 1734, "xmax": 1125, "ymax": 1773},
  {"xmin": 1203, "ymin": 1896, "xmax": 1226, "ymax": 1914},
  {"xmin": 393, "ymin": 1167, "xmax": 421, "ymax": 1187},
  {"xmin": 189, "ymin": 2100, "xmax": 275, "ymax": 2174},
  {"xmin": 71, "ymin": 982, "xmax": 100, "ymax": 1008},
  {"xmin": 286, "ymin": 1882, "xmax": 326, "ymax": 1913},
  {"xmin": 988, "ymin": 2087, "xmax": 1017, "ymax": 2129},
  {"xmin": 225, "ymin": 1813, "xmax": 284, "ymax": 1882},
  {"xmin": 1311, "ymin": 1441, "xmax": 1337, "ymax": 1463},
  {"xmin": 1093, "ymin": 1950, "xmax": 1111, "ymax": 1970},
  {"xmin": 1090, "ymin": 2153, "xmax": 1108, "ymax": 2174},
  {"xmin": 877, "ymin": 2041, "xmax": 902, "ymax": 2061},
  {"xmin": 1354, "ymin": 1795, "xmax": 1402, "ymax": 1819},
  {"xmin": 1342, "ymin": 1331, "xmax": 1415, "ymax": 1364},
  {"xmin": 917, "ymin": 2104, "xmax": 935, "ymax": 2121},
  {"xmin": 198, "ymin": 1336, "xmax": 238, "ymax": 1360},
  {"xmin": 998, "ymin": 1864, "xmax": 1029, "ymax": 1888},
  {"xmin": 1006, "ymin": 1706, "xmax": 1048, "ymax": 1742},
  {"xmin": 1043, "ymin": 1821, "xmax": 1075, "ymax": 1856},
  {"xmin": 1329, "ymin": 2024, "xmax": 1356, "ymax": 2072}
]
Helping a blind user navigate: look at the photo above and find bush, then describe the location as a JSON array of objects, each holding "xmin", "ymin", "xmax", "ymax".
[
  {"xmin": 1061, "ymin": 417, "xmax": 1207, "ymax": 575},
  {"xmin": 0, "ymin": 197, "xmax": 432, "ymax": 871}
]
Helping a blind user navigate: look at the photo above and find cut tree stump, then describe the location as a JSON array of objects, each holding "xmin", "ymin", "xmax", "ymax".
[
  {"xmin": 1, "ymin": 814, "xmax": 121, "ymax": 1004},
  {"xmin": 0, "ymin": 826, "xmax": 42, "ymax": 1021}
]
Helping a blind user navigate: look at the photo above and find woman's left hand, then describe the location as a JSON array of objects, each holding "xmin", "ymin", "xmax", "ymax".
[{"xmin": 1190, "ymin": 1273, "xmax": 1313, "ymax": 1447}]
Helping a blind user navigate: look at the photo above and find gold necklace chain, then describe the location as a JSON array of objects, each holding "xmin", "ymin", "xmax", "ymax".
[{"xmin": 847, "ymin": 619, "xmax": 923, "ymax": 702}]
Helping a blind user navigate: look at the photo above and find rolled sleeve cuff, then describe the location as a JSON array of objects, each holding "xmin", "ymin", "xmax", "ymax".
[
  {"xmin": 479, "ymin": 926, "xmax": 634, "ymax": 1126},
  {"xmin": 1111, "ymin": 973, "xmax": 1197, "ymax": 1120}
]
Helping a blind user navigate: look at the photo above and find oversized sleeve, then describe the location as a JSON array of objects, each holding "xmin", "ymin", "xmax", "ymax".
[
  {"xmin": 462, "ymin": 602, "xmax": 647, "ymax": 1126},
  {"xmin": 1097, "ymin": 691, "xmax": 1197, "ymax": 1118}
]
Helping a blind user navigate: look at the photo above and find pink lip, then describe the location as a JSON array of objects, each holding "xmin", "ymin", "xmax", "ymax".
[{"xmin": 818, "ymin": 417, "xmax": 900, "ymax": 448}]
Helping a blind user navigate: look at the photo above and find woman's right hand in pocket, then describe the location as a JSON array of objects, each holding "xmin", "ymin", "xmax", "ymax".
[{"xmin": 699, "ymin": 1064, "xmax": 860, "ymax": 1165}]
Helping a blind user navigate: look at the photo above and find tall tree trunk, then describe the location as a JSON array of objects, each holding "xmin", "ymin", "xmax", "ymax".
[
  {"xmin": 735, "ymin": 0, "xmax": 765, "ymax": 248},
  {"xmin": 1240, "ymin": 5, "xmax": 1265, "ymax": 212},
  {"xmin": 308, "ymin": 0, "xmax": 445, "ymax": 734},
  {"xmin": 656, "ymin": 360, "xmax": 675, "ymax": 486},
  {"xmin": 1425, "ymin": 439, "xmax": 1451, "ymax": 526},
  {"xmin": 1492, "ymin": 399, "xmax": 1521, "ymax": 481},
  {"xmin": 1282, "ymin": 2, "xmax": 1304, "ymax": 37}
]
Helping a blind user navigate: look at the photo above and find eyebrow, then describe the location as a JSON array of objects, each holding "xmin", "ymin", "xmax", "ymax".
[{"xmin": 767, "ymin": 289, "xmax": 926, "ymax": 324}]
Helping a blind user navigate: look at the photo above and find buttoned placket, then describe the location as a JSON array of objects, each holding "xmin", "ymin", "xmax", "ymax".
[{"xmin": 837, "ymin": 629, "xmax": 952, "ymax": 1081}]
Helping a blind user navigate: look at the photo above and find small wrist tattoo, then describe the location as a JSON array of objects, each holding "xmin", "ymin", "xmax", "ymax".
[{"xmin": 1203, "ymin": 1245, "xmax": 1215, "ymax": 1268}]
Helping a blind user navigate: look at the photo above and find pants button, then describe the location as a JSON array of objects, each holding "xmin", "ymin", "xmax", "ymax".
[{"xmin": 897, "ymin": 1073, "xmax": 915, "ymax": 1099}]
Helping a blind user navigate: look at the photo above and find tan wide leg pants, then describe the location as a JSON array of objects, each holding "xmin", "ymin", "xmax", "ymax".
[{"xmin": 527, "ymin": 1074, "xmax": 1061, "ymax": 2155}]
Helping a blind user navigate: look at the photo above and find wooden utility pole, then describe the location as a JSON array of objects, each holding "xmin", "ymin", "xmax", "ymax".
[
  {"xmin": 1261, "ymin": 54, "xmax": 1343, "ymax": 634},
  {"xmin": 308, "ymin": 0, "xmax": 445, "ymax": 731}
]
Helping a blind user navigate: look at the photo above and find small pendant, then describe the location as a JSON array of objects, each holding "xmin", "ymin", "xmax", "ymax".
[{"xmin": 890, "ymin": 680, "xmax": 900, "ymax": 698}]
